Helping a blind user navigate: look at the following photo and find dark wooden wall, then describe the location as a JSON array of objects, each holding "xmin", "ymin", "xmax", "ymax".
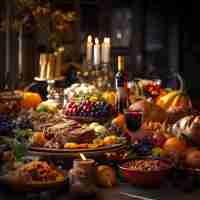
[
  {"xmin": 0, "ymin": 1, "xmax": 6, "ymax": 90},
  {"xmin": 1, "ymin": 0, "xmax": 199, "ymax": 94}
]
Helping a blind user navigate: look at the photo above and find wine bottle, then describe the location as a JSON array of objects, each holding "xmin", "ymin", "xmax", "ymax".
[{"xmin": 115, "ymin": 56, "xmax": 128, "ymax": 113}]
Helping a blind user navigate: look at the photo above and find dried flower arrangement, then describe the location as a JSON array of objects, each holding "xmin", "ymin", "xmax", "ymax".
[{"xmin": 0, "ymin": 0, "xmax": 78, "ymax": 51}]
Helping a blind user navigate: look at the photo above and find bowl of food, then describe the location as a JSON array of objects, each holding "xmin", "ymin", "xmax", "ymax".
[
  {"xmin": 119, "ymin": 158, "xmax": 173, "ymax": 187},
  {"xmin": 0, "ymin": 160, "xmax": 67, "ymax": 192}
]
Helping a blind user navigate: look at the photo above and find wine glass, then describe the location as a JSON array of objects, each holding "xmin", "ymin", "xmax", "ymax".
[{"xmin": 124, "ymin": 111, "xmax": 143, "ymax": 132}]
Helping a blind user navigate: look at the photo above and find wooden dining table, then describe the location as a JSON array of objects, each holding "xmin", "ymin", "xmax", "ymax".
[{"xmin": 0, "ymin": 182, "xmax": 200, "ymax": 200}]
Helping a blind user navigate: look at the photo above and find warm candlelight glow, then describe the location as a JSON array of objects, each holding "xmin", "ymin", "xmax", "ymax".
[
  {"xmin": 80, "ymin": 153, "xmax": 87, "ymax": 161},
  {"xmin": 101, "ymin": 37, "xmax": 111, "ymax": 64},
  {"xmin": 94, "ymin": 37, "xmax": 100, "ymax": 65},
  {"xmin": 58, "ymin": 46, "xmax": 64, "ymax": 52},
  {"xmin": 104, "ymin": 37, "xmax": 110, "ymax": 45},
  {"xmin": 95, "ymin": 38, "xmax": 99, "ymax": 45},
  {"xmin": 86, "ymin": 35, "xmax": 93, "ymax": 64},
  {"xmin": 87, "ymin": 35, "xmax": 92, "ymax": 43}
]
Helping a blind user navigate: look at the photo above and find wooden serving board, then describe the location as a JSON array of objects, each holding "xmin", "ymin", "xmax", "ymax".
[
  {"xmin": 64, "ymin": 115, "xmax": 114, "ymax": 123},
  {"xmin": 28, "ymin": 142, "xmax": 127, "ymax": 157}
]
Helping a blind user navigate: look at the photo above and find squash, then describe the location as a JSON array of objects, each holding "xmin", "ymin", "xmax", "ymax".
[
  {"xmin": 156, "ymin": 73, "xmax": 192, "ymax": 118},
  {"xmin": 172, "ymin": 115, "xmax": 200, "ymax": 145},
  {"xmin": 21, "ymin": 92, "xmax": 42, "ymax": 109},
  {"xmin": 128, "ymin": 99, "xmax": 168, "ymax": 123}
]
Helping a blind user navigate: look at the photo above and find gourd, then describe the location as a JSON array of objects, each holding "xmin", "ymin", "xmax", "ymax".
[
  {"xmin": 156, "ymin": 73, "xmax": 192, "ymax": 113},
  {"xmin": 172, "ymin": 115, "xmax": 200, "ymax": 145}
]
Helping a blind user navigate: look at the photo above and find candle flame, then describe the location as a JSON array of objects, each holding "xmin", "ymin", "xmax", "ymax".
[
  {"xmin": 87, "ymin": 35, "xmax": 92, "ymax": 43},
  {"xmin": 104, "ymin": 37, "xmax": 110, "ymax": 44},
  {"xmin": 58, "ymin": 46, "xmax": 64, "ymax": 52},
  {"xmin": 95, "ymin": 38, "xmax": 99, "ymax": 44},
  {"xmin": 80, "ymin": 153, "xmax": 87, "ymax": 160}
]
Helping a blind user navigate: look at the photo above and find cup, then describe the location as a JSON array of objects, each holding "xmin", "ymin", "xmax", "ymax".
[{"xmin": 125, "ymin": 111, "xmax": 143, "ymax": 132}]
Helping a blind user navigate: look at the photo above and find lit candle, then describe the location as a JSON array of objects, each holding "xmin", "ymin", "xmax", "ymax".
[
  {"xmin": 68, "ymin": 153, "xmax": 96, "ymax": 197},
  {"xmin": 86, "ymin": 35, "xmax": 93, "ymax": 64},
  {"xmin": 93, "ymin": 38, "xmax": 100, "ymax": 65},
  {"xmin": 73, "ymin": 153, "xmax": 95, "ymax": 171},
  {"xmin": 101, "ymin": 37, "xmax": 111, "ymax": 64}
]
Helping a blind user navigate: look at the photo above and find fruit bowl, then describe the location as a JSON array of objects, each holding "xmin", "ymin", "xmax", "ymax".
[
  {"xmin": 119, "ymin": 158, "xmax": 173, "ymax": 187},
  {"xmin": 64, "ymin": 99, "xmax": 115, "ymax": 122},
  {"xmin": 65, "ymin": 115, "xmax": 113, "ymax": 123}
]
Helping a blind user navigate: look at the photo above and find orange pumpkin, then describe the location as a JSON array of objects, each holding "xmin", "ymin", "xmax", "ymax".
[
  {"xmin": 163, "ymin": 137, "xmax": 188, "ymax": 157},
  {"xmin": 156, "ymin": 73, "xmax": 192, "ymax": 113},
  {"xmin": 21, "ymin": 92, "xmax": 42, "ymax": 109}
]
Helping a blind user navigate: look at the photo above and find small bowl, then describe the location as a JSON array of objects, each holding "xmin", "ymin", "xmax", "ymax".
[{"xmin": 119, "ymin": 158, "xmax": 173, "ymax": 187}]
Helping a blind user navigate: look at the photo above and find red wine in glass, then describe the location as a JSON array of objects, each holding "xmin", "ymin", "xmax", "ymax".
[{"xmin": 125, "ymin": 111, "xmax": 143, "ymax": 132}]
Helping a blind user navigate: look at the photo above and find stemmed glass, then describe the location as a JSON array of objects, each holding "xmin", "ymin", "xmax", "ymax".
[{"xmin": 124, "ymin": 111, "xmax": 143, "ymax": 132}]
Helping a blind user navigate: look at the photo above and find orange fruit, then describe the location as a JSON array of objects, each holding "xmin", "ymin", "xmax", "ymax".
[
  {"xmin": 163, "ymin": 137, "xmax": 187, "ymax": 157},
  {"xmin": 21, "ymin": 92, "xmax": 42, "ymax": 109},
  {"xmin": 96, "ymin": 165, "xmax": 117, "ymax": 187},
  {"xmin": 111, "ymin": 113, "xmax": 126, "ymax": 129},
  {"xmin": 185, "ymin": 149, "xmax": 200, "ymax": 168},
  {"xmin": 32, "ymin": 132, "xmax": 47, "ymax": 146}
]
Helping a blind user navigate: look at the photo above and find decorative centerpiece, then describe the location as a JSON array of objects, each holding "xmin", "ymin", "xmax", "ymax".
[{"xmin": 64, "ymin": 83, "xmax": 115, "ymax": 122}]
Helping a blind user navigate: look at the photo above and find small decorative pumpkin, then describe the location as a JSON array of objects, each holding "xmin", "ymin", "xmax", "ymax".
[
  {"xmin": 172, "ymin": 115, "xmax": 200, "ymax": 145},
  {"xmin": 21, "ymin": 92, "xmax": 42, "ymax": 109},
  {"xmin": 156, "ymin": 73, "xmax": 192, "ymax": 114},
  {"xmin": 128, "ymin": 99, "xmax": 168, "ymax": 123}
]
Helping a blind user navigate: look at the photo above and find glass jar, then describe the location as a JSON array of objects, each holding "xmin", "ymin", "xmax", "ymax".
[{"xmin": 68, "ymin": 158, "xmax": 97, "ymax": 198}]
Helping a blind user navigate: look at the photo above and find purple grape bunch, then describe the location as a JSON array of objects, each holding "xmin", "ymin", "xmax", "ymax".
[
  {"xmin": 132, "ymin": 136, "xmax": 154, "ymax": 156},
  {"xmin": 14, "ymin": 116, "xmax": 33, "ymax": 130},
  {"xmin": 0, "ymin": 114, "xmax": 15, "ymax": 135}
]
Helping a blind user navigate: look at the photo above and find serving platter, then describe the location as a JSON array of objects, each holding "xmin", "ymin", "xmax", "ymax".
[
  {"xmin": 0, "ymin": 174, "xmax": 67, "ymax": 192},
  {"xmin": 28, "ymin": 141, "xmax": 127, "ymax": 157},
  {"xmin": 64, "ymin": 115, "xmax": 114, "ymax": 123}
]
